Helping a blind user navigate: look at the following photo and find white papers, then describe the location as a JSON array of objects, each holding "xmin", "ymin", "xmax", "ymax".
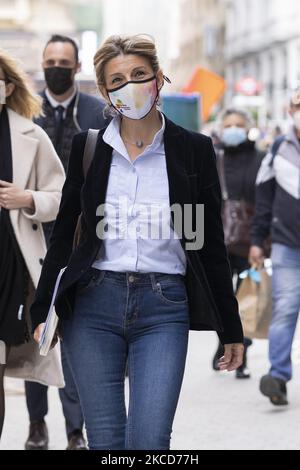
[{"xmin": 39, "ymin": 266, "xmax": 67, "ymax": 356}]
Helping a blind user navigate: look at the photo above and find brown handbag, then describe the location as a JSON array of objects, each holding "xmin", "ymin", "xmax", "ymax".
[
  {"xmin": 72, "ymin": 129, "xmax": 99, "ymax": 250},
  {"xmin": 218, "ymin": 150, "xmax": 255, "ymax": 258}
]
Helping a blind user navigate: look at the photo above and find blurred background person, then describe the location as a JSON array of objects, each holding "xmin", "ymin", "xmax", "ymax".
[
  {"xmin": 0, "ymin": 49, "xmax": 65, "ymax": 440},
  {"xmin": 212, "ymin": 108, "xmax": 265, "ymax": 379},
  {"xmin": 250, "ymin": 89, "xmax": 300, "ymax": 406},
  {"xmin": 24, "ymin": 34, "xmax": 107, "ymax": 451}
]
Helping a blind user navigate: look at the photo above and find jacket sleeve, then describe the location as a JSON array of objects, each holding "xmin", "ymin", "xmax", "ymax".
[
  {"xmin": 30, "ymin": 132, "xmax": 87, "ymax": 331},
  {"xmin": 21, "ymin": 125, "xmax": 65, "ymax": 222},
  {"xmin": 198, "ymin": 137, "xmax": 244, "ymax": 345},
  {"xmin": 251, "ymin": 153, "xmax": 276, "ymax": 248}
]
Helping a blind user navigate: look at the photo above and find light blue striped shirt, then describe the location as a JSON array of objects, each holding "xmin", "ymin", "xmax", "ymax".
[{"xmin": 92, "ymin": 113, "xmax": 187, "ymax": 275}]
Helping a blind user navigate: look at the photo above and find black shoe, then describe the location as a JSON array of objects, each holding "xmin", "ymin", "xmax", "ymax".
[
  {"xmin": 235, "ymin": 338, "xmax": 251, "ymax": 379},
  {"xmin": 260, "ymin": 375, "xmax": 289, "ymax": 406},
  {"xmin": 25, "ymin": 420, "xmax": 49, "ymax": 450},
  {"xmin": 212, "ymin": 342, "xmax": 224, "ymax": 371},
  {"xmin": 236, "ymin": 367, "xmax": 251, "ymax": 379},
  {"xmin": 66, "ymin": 430, "xmax": 87, "ymax": 450}
]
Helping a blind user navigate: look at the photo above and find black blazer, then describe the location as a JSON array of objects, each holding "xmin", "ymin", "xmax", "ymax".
[{"xmin": 30, "ymin": 116, "xmax": 244, "ymax": 345}]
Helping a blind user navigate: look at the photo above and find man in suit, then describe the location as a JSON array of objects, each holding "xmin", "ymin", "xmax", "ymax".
[{"xmin": 25, "ymin": 34, "xmax": 108, "ymax": 451}]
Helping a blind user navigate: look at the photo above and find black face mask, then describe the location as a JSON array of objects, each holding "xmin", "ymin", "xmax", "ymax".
[{"xmin": 44, "ymin": 66, "xmax": 74, "ymax": 95}]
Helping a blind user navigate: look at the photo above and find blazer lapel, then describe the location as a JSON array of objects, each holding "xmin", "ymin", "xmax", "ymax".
[{"xmin": 7, "ymin": 108, "xmax": 38, "ymax": 190}]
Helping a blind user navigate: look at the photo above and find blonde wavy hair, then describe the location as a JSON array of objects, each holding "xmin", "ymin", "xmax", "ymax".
[{"xmin": 0, "ymin": 48, "xmax": 42, "ymax": 119}]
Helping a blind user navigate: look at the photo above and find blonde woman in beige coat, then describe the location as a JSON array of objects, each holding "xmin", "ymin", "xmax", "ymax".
[{"xmin": 0, "ymin": 49, "xmax": 65, "ymax": 439}]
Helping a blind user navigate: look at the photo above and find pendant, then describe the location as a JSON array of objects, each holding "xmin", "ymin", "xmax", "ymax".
[{"xmin": 136, "ymin": 140, "xmax": 144, "ymax": 148}]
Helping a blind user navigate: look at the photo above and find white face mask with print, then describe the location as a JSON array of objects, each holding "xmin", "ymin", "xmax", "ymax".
[
  {"xmin": 107, "ymin": 76, "xmax": 159, "ymax": 120},
  {"xmin": 0, "ymin": 80, "xmax": 6, "ymax": 105}
]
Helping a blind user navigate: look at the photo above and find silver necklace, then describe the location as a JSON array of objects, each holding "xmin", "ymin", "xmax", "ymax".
[{"xmin": 122, "ymin": 137, "xmax": 149, "ymax": 149}]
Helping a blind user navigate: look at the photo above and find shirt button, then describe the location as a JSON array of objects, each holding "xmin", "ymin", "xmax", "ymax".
[{"xmin": 32, "ymin": 224, "xmax": 38, "ymax": 231}]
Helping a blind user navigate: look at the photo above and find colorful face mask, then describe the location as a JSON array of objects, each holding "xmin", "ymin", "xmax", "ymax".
[
  {"xmin": 107, "ymin": 76, "xmax": 159, "ymax": 120},
  {"xmin": 0, "ymin": 80, "xmax": 6, "ymax": 105}
]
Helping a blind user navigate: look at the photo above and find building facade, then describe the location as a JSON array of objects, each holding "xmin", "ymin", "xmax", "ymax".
[
  {"xmin": 225, "ymin": 0, "xmax": 300, "ymax": 123},
  {"xmin": 101, "ymin": 0, "xmax": 181, "ymax": 75},
  {"xmin": 170, "ymin": 0, "xmax": 226, "ymax": 91},
  {"xmin": 0, "ymin": 0, "xmax": 103, "ymax": 78}
]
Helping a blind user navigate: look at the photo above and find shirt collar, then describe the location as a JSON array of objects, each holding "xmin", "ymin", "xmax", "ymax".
[
  {"xmin": 103, "ymin": 111, "xmax": 165, "ymax": 160},
  {"xmin": 45, "ymin": 87, "xmax": 77, "ymax": 110}
]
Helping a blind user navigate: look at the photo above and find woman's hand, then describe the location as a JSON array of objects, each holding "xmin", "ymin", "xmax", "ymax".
[
  {"xmin": 0, "ymin": 180, "xmax": 35, "ymax": 211},
  {"xmin": 34, "ymin": 323, "xmax": 60, "ymax": 349},
  {"xmin": 249, "ymin": 245, "xmax": 265, "ymax": 269},
  {"xmin": 33, "ymin": 323, "xmax": 45, "ymax": 344},
  {"xmin": 218, "ymin": 343, "xmax": 244, "ymax": 372}
]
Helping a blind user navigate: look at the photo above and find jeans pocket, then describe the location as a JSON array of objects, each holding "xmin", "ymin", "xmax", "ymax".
[
  {"xmin": 77, "ymin": 268, "xmax": 105, "ymax": 294},
  {"xmin": 154, "ymin": 278, "xmax": 188, "ymax": 305}
]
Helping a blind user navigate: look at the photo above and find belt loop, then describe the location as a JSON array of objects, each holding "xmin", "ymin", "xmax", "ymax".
[{"xmin": 150, "ymin": 273, "xmax": 157, "ymax": 291}]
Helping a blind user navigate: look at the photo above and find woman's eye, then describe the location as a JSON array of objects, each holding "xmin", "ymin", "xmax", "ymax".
[
  {"xmin": 112, "ymin": 77, "xmax": 121, "ymax": 84},
  {"xmin": 136, "ymin": 71, "xmax": 145, "ymax": 78}
]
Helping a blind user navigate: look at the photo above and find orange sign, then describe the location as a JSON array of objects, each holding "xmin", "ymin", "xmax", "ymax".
[{"xmin": 182, "ymin": 67, "xmax": 226, "ymax": 121}]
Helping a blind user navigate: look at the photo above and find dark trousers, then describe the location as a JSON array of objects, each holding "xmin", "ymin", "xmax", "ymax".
[{"xmin": 25, "ymin": 341, "xmax": 84, "ymax": 438}]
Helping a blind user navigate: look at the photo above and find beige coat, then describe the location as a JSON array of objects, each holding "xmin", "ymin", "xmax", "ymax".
[{"xmin": 4, "ymin": 108, "xmax": 65, "ymax": 387}]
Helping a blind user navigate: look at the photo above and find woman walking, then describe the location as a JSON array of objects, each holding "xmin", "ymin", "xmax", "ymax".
[
  {"xmin": 31, "ymin": 35, "xmax": 244, "ymax": 450},
  {"xmin": 0, "ymin": 49, "xmax": 65, "ymax": 439},
  {"xmin": 211, "ymin": 109, "xmax": 265, "ymax": 379}
]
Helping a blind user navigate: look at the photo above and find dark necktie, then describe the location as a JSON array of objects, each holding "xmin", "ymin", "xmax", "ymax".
[{"xmin": 54, "ymin": 105, "xmax": 65, "ymax": 154}]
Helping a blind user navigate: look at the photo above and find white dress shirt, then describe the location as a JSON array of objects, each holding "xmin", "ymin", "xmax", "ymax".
[
  {"xmin": 45, "ymin": 88, "xmax": 77, "ymax": 118},
  {"xmin": 92, "ymin": 112, "xmax": 187, "ymax": 275}
]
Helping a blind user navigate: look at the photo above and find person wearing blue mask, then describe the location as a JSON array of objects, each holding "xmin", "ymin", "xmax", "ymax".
[{"xmin": 212, "ymin": 108, "xmax": 265, "ymax": 379}]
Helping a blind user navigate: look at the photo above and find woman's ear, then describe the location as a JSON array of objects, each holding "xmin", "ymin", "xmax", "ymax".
[
  {"xmin": 157, "ymin": 70, "xmax": 164, "ymax": 92},
  {"xmin": 6, "ymin": 82, "xmax": 15, "ymax": 98}
]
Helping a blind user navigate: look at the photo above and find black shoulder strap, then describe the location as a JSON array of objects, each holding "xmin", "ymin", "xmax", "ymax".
[{"xmin": 82, "ymin": 129, "xmax": 99, "ymax": 179}]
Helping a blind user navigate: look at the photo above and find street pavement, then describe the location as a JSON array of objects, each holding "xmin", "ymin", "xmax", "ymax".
[{"xmin": 1, "ymin": 330, "xmax": 300, "ymax": 450}]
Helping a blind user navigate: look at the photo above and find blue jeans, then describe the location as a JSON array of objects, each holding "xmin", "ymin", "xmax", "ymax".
[
  {"xmin": 61, "ymin": 268, "xmax": 190, "ymax": 450},
  {"xmin": 269, "ymin": 243, "xmax": 300, "ymax": 382}
]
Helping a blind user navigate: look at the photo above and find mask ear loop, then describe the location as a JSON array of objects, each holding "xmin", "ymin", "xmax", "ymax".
[{"xmin": 156, "ymin": 75, "xmax": 171, "ymax": 106}]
